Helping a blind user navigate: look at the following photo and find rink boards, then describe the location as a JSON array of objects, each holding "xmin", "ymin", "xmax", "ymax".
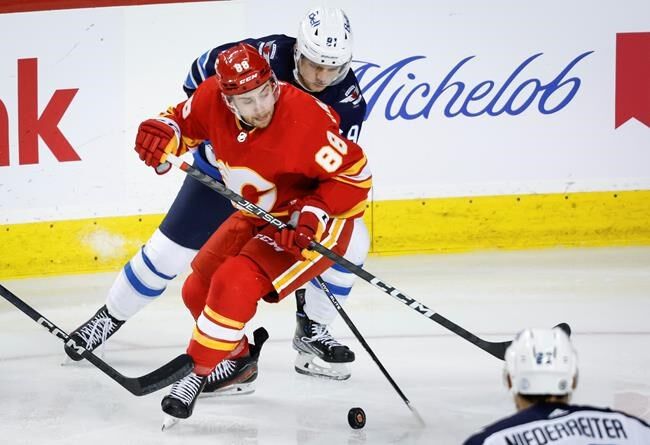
[
  {"xmin": 1, "ymin": 0, "xmax": 649, "ymax": 278},
  {"xmin": 2, "ymin": 189, "xmax": 649, "ymax": 278}
]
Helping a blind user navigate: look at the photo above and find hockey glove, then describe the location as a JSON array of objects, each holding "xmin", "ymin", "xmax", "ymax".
[
  {"xmin": 134, "ymin": 117, "xmax": 181, "ymax": 175},
  {"xmin": 275, "ymin": 199, "xmax": 330, "ymax": 261}
]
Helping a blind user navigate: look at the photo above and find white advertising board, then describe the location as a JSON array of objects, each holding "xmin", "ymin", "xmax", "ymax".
[
  {"xmin": 0, "ymin": 2, "xmax": 247, "ymax": 223},
  {"xmin": 1, "ymin": 0, "xmax": 648, "ymax": 224}
]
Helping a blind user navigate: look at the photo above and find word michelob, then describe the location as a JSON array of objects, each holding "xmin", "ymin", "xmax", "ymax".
[{"xmin": 353, "ymin": 51, "xmax": 594, "ymax": 120}]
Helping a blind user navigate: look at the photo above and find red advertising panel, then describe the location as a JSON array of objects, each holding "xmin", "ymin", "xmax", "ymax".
[{"xmin": 615, "ymin": 32, "xmax": 650, "ymax": 128}]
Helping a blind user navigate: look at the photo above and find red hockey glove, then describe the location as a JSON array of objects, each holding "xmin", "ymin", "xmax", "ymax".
[
  {"xmin": 134, "ymin": 117, "xmax": 181, "ymax": 175},
  {"xmin": 274, "ymin": 200, "xmax": 330, "ymax": 261}
]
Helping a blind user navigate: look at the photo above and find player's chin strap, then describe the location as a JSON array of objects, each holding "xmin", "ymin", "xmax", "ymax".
[{"xmin": 163, "ymin": 152, "xmax": 572, "ymax": 361}]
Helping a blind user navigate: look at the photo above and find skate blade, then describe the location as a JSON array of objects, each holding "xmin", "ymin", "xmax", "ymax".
[
  {"xmin": 294, "ymin": 353, "xmax": 351, "ymax": 380},
  {"xmin": 200, "ymin": 382, "xmax": 255, "ymax": 397},
  {"xmin": 161, "ymin": 415, "xmax": 180, "ymax": 431}
]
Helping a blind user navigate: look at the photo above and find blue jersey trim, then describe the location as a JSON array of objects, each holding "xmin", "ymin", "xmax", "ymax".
[{"xmin": 192, "ymin": 147, "xmax": 223, "ymax": 181}]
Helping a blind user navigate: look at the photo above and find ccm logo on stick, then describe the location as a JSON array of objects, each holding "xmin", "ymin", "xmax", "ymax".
[{"xmin": 37, "ymin": 317, "xmax": 85, "ymax": 355}]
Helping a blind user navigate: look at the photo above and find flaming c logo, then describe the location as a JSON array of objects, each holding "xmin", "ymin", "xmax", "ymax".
[{"xmin": 615, "ymin": 32, "xmax": 650, "ymax": 128}]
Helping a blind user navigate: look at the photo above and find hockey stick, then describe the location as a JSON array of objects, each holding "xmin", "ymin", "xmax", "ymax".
[
  {"xmin": 0, "ymin": 283, "xmax": 193, "ymax": 396},
  {"xmin": 314, "ymin": 276, "xmax": 425, "ymax": 426},
  {"xmin": 164, "ymin": 153, "xmax": 571, "ymax": 361}
]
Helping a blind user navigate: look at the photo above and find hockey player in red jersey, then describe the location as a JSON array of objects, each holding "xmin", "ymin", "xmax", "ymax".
[
  {"xmin": 132, "ymin": 43, "xmax": 372, "ymax": 422},
  {"xmin": 65, "ymin": 7, "xmax": 365, "ymax": 387}
]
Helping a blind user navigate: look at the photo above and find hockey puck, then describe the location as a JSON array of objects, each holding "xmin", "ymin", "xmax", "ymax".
[{"xmin": 348, "ymin": 407, "xmax": 366, "ymax": 429}]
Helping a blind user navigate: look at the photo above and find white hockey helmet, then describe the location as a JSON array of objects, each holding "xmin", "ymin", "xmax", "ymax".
[
  {"xmin": 294, "ymin": 7, "xmax": 353, "ymax": 87},
  {"xmin": 505, "ymin": 328, "xmax": 578, "ymax": 396}
]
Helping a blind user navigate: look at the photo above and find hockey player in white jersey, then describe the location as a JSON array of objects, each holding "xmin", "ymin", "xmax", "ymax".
[{"xmin": 464, "ymin": 327, "xmax": 650, "ymax": 444}]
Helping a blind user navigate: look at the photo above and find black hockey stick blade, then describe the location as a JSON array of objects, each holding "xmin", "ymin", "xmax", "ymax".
[
  {"xmin": 555, "ymin": 322, "xmax": 572, "ymax": 336},
  {"xmin": 124, "ymin": 353, "xmax": 193, "ymax": 395},
  {"xmin": 0, "ymin": 283, "xmax": 193, "ymax": 396},
  {"xmin": 483, "ymin": 322, "xmax": 573, "ymax": 360},
  {"xmin": 252, "ymin": 326, "xmax": 270, "ymax": 347}
]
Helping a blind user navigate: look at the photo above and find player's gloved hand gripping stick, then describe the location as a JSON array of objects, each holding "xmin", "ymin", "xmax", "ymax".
[{"xmin": 162, "ymin": 153, "xmax": 571, "ymax": 361}]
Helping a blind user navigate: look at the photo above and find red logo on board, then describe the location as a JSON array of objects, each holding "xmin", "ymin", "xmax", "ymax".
[
  {"xmin": 615, "ymin": 32, "xmax": 650, "ymax": 128},
  {"xmin": 0, "ymin": 58, "xmax": 80, "ymax": 166}
]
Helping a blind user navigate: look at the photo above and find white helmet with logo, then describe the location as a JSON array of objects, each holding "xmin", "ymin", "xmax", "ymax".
[
  {"xmin": 505, "ymin": 328, "xmax": 578, "ymax": 396},
  {"xmin": 294, "ymin": 7, "xmax": 353, "ymax": 88}
]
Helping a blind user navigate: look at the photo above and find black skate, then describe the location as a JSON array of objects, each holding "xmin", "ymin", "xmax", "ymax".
[
  {"xmin": 64, "ymin": 305, "xmax": 125, "ymax": 361},
  {"xmin": 202, "ymin": 327, "xmax": 269, "ymax": 396},
  {"xmin": 293, "ymin": 289, "xmax": 354, "ymax": 380},
  {"xmin": 161, "ymin": 371, "xmax": 208, "ymax": 429}
]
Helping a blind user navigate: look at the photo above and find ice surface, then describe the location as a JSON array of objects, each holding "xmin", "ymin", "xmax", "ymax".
[{"xmin": 1, "ymin": 247, "xmax": 649, "ymax": 444}]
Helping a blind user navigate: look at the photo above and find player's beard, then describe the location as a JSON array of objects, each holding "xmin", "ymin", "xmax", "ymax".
[{"xmin": 249, "ymin": 111, "xmax": 273, "ymax": 128}]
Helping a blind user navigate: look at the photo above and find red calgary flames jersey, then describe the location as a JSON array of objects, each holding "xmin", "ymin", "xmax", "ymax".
[{"xmin": 165, "ymin": 79, "xmax": 372, "ymax": 220}]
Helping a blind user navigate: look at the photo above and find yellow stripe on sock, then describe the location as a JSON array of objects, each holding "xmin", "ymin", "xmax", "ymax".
[
  {"xmin": 203, "ymin": 306, "xmax": 245, "ymax": 330},
  {"xmin": 192, "ymin": 327, "xmax": 239, "ymax": 351}
]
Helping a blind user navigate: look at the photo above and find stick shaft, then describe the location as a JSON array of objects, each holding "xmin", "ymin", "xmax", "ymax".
[
  {"xmin": 0, "ymin": 283, "xmax": 192, "ymax": 396},
  {"xmin": 165, "ymin": 153, "xmax": 509, "ymax": 360},
  {"xmin": 314, "ymin": 276, "xmax": 426, "ymax": 425}
]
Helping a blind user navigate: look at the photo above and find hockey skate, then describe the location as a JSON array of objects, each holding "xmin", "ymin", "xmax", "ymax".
[
  {"xmin": 293, "ymin": 290, "xmax": 355, "ymax": 380},
  {"xmin": 64, "ymin": 305, "xmax": 125, "ymax": 361},
  {"xmin": 201, "ymin": 327, "xmax": 269, "ymax": 397},
  {"xmin": 161, "ymin": 371, "xmax": 208, "ymax": 429}
]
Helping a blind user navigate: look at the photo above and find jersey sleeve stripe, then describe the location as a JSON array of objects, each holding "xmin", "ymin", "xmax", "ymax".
[
  {"xmin": 183, "ymin": 72, "xmax": 198, "ymax": 91},
  {"xmin": 197, "ymin": 51, "xmax": 209, "ymax": 80},
  {"xmin": 272, "ymin": 219, "xmax": 347, "ymax": 293},
  {"xmin": 180, "ymin": 135, "xmax": 204, "ymax": 150},
  {"xmin": 183, "ymin": 64, "xmax": 202, "ymax": 96},
  {"xmin": 339, "ymin": 156, "xmax": 368, "ymax": 176},
  {"xmin": 333, "ymin": 199, "xmax": 368, "ymax": 219},
  {"xmin": 332, "ymin": 176, "xmax": 373, "ymax": 189},
  {"xmin": 343, "ymin": 162, "xmax": 372, "ymax": 181}
]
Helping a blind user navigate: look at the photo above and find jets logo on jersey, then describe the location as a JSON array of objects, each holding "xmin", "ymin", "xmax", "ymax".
[
  {"xmin": 340, "ymin": 84, "xmax": 362, "ymax": 106},
  {"xmin": 258, "ymin": 41, "xmax": 277, "ymax": 64}
]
